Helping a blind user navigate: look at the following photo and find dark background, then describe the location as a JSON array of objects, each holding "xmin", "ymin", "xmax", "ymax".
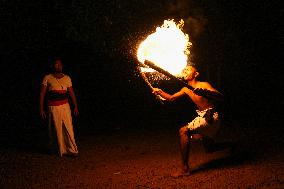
[{"xmin": 0, "ymin": 0, "xmax": 282, "ymax": 145}]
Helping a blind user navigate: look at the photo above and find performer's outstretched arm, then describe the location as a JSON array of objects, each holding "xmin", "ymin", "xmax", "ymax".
[{"xmin": 153, "ymin": 87, "xmax": 187, "ymax": 101}]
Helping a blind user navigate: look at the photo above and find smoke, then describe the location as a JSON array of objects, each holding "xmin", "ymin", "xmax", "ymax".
[{"xmin": 165, "ymin": 0, "xmax": 207, "ymax": 40}]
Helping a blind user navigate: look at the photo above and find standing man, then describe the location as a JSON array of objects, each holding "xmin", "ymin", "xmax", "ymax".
[
  {"xmin": 40, "ymin": 57, "xmax": 79, "ymax": 157},
  {"xmin": 153, "ymin": 65, "xmax": 226, "ymax": 177}
]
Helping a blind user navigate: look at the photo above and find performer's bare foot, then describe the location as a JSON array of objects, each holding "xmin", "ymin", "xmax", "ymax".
[{"xmin": 170, "ymin": 166, "xmax": 190, "ymax": 178}]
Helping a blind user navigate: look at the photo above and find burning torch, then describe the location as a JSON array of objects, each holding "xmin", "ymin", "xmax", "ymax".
[{"xmin": 136, "ymin": 19, "xmax": 223, "ymax": 103}]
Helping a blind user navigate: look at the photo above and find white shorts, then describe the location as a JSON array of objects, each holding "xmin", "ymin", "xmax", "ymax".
[{"xmin": 186, "ymin": 108, "xmax": 220, "ymax": 138}]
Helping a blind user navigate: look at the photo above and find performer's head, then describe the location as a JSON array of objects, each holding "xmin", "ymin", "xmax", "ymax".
[
  {"xmin": 182, "ymin": 65, "xmax": 199, "ymax": 81},
  {"xmin": 51, "ymin": 57, "xmax": 63, "ymax": 73}
]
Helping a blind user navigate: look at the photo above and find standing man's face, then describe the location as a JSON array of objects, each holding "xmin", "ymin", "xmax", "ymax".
[{"xmin": 54, "ymin": 60, "xmax": 63, "ymax": 73}]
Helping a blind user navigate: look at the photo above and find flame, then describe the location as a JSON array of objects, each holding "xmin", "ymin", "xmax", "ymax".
[{"xmin": 137, "ymin": 19, "xmax": 192, "ymax": 75}]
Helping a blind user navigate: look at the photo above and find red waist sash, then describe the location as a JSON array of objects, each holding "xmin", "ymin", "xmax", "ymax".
[{"xmin": 47, "ymin": 90, "xmax": 68, "ymax": 106}]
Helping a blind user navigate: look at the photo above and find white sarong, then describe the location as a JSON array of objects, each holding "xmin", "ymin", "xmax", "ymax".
[
  {"xmin": 48, "ymin": 103, "xmax": 78, "ymax": 156},
  {"xmin": 186, "ymin": 107, "xmax": 220, "ymax": 138}
]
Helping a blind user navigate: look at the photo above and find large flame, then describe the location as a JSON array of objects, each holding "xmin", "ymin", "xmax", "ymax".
[{"xmin": 137, "ymin": 19, "xmax": 192, "ymax": 75}]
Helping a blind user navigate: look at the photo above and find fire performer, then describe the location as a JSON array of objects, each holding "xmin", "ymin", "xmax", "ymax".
[
  {"xmin": 153, "ymin": 65, "xmax": 230, "ymax": 177},
  {"xmin": 39, "ymin": 57, "xmax": 79, "ymax": 157}
]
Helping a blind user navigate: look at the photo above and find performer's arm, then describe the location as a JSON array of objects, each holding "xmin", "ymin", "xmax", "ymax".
[
  {"xmin": 39, "ymin": 84, "xmax": 47, "ymax": 119},
  {"xmin": 153, "ymin": 87, "xmax": 187, "ymax": 101},
  {"xmin": 193, "ymin": 82, "xmax": 224, "ymax": 101},
  {"xmin": 68, "ymin": 86, "xmax": 79, "ymax": 116}
]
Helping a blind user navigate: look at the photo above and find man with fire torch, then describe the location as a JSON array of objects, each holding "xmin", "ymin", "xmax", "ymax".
[
  {"xmin": 153, "ymin": 65, "xmax": 231, "ymax": 177},
  {"xmin": 40, "ymin": 57, "xmax": 79, "ymax": 157}
]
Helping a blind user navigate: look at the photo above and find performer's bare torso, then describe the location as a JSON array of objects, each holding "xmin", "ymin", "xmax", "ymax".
[
  {"xmin": 153, "ymin": 65, "xmax": 220, "ymax": 111},
  {"xmin": 183, "ymin": 83, "xmax": 215, "ymax": 111}
]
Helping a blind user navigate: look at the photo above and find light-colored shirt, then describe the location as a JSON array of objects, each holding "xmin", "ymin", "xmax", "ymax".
[{"xmin": 42, "ymin": 74, "xmax": 72, "ymax": 91}]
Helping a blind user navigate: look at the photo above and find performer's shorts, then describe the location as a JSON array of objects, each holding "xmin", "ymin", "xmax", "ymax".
[{"xmin": 186, "ymin": 107, "xmax": 220, "ymax": 138}]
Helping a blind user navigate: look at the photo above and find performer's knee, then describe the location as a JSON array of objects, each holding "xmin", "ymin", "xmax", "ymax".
[{"xmin": 179, "ymin": 127, "xmax": 189, "ymax": 137}]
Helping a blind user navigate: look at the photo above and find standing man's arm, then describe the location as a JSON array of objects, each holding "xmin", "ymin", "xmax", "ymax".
[
  {"xmin": 39, "ymin": 84, "xmax": 47, "ymax": 119},
  {"xmin": 68, "ymin": 86, "xmax": 79, "ymax": 116}
]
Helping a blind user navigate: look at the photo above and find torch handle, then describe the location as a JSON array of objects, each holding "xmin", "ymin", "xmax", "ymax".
[
  {"xmin": 144, "ymin": 60, "xmax": 194, "ymax": 90},
  {"xmin": 139, "ymin": 70, "xmax": 165, "ymax": 104},
  {"xmin": 140, "ymin": 72, "xmax": 154, "ymax": 90}
]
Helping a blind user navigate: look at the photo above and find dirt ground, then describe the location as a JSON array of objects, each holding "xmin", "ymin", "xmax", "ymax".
[{"xmin": 1, "ymin": 122, "xmax": 284, "ymax": 189}]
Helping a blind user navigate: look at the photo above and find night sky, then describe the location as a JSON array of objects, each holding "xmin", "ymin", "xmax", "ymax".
[{"xmin": 0, "ymin": 0, "xmax": 282, "ymax": 138}]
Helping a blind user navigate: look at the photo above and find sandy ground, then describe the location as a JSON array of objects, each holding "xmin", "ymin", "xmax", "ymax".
[{"xmin": 1, "ymin": 122, "xmax": 284, "ymax": 189}]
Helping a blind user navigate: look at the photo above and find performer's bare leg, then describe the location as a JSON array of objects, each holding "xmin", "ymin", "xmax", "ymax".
[
  {"xmin": 171, "ymin": 126, "xmax": 191, "ymax": 177},
  {"xmin": 179, "ymin": 126, "xmax": 190, "ymax": 172}
]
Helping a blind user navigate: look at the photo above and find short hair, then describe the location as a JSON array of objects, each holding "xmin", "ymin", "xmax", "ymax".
[
  {"xmin": 186, "ymin": 61, "xmax": 200, "ymax": 72},
  {"xmin": 187, "ymin": 54, "xmax": 200, "ymax": 71},
  {"xmin": 50, "ymin": 56, "xmax": 62, "ymax": 64}
]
